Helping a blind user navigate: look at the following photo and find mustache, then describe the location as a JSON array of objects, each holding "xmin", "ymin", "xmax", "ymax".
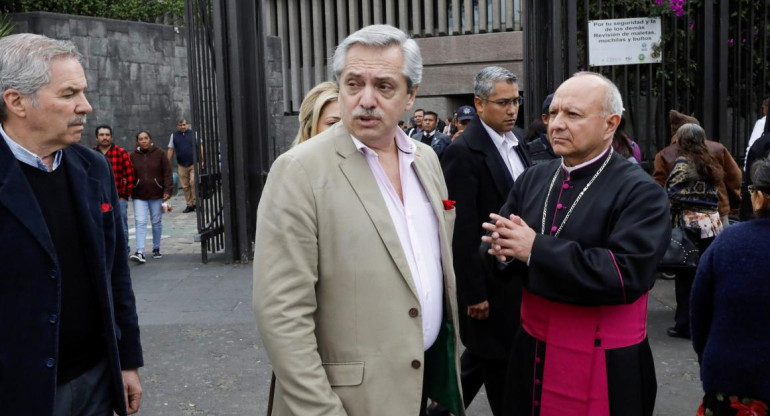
[
  {"xmin": 68, "ymin": 115, "xmax": 87, "ymax": 126},
  {"xmin": 351, "ymin": 108, "xmax": 384, "ymax": 120}
]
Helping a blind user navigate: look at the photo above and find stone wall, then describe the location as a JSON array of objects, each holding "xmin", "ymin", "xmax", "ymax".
[
  {"xmin": 265, "ymin": 36, "xmax": 297, "ymax": 159},
  {"xmin": 9, "ymin": 12, "xmax": 190, "ymax": 151}
]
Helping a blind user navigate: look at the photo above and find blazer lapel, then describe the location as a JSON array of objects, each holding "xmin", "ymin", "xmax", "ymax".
[
  {"xmin": 334, "ymin": 128, "xmax": 419, "ymax": 298},
  {"xmin": 0, "ymin": 140, "xmax": 58, "ymax": 262},
  {"xmin": 466, "ymin": 118, "xmax": 514, "ymax": 199},
  {"xmin": 63, "ymin": 147, "xmax": 105, "ymax": 276},
  {"xmin": 411, "ymin": 149, "xmax": 444, "ymax": 229}
]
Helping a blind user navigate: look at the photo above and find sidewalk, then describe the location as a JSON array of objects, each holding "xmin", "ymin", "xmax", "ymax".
[{"xmin": 125, "ymin": 195, "xmax": 702, "ymax": 415}]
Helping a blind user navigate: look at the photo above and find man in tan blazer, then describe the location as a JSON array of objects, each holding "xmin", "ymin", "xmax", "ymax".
[{"xmin": 253, "ymin": 24, "xmax": 464, "ymax": 416}]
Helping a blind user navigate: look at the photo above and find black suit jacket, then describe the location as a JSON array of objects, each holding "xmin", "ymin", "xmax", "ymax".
[
  {"xmin": 0, "ymin": 140, "xmax": 143, "ymax": 416},
  {"xmin": 441, "ymin": 116, "xmax": 530, "ymax": 359}
]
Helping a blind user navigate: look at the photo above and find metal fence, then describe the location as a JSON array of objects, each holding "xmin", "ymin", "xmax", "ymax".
[
  {"xmin": 185, "ymin": 0, "xmax": 225, "ymax": 262},
  {"xmin": 263, "ymin": 0, "xmax": 524, "ymax": 113},
  {"xmin": 524, "ymin": 0, "xmax": 769, "ymax": 166},
  {"xmin": 184, "ymin": 0, "xmax": 269, "ymax": 263}
]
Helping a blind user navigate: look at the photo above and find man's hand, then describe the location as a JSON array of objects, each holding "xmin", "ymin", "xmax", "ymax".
[
  {"xmin": 467, "ymin": 300, "xmax": 489, "ymax": 320},
  {"xmin": 481, "ymin": 213, "xmax": 536, "ymax": 263},
  {"xmin": 452, "ymin": 129, "xmax": 464, "ymax": 142},
  {"xmin": 122, "ymin": 369, "xmax": 142, "ymax": 415}
]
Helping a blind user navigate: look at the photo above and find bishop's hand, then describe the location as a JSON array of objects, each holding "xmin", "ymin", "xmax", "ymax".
[{"xmin": 481, "ymin": 213, "xmax": 536, "ymax": 263}]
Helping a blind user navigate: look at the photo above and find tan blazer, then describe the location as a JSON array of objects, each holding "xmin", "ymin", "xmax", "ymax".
[{"xmin": 253, "ymin": 122, "xmax": 464, "ymax": 416}]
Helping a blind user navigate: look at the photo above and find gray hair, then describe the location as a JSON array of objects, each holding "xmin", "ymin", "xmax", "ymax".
[
  {"xmin": 571, "ymin": 71, "xmax": 624, "ymax": 117},
  {"xmin": 332, "ymin": 24, "xmax": 422, "ymax": 91},
  {"xmin": 752, "ymin": 157, "xmax": 770, "ymax": 192},
  {"xmin": 0, "ymin": 33, "xmax": 81, "ymax": 121},
  {"xmin": 474, "ymin": 66, "xmax": 518, "ymax": 99}
]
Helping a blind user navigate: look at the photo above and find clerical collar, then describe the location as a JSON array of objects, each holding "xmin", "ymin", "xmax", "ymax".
[
  {"xmin": 561, "ymin": 146, "xmax": 612, "ymax": 173},
  {"xmin": 481, "ymin": 119, "xmax": 519, "ymax": 149}
]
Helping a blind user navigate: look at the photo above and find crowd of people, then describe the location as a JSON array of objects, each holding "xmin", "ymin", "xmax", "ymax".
[
  {"xmin": 1, "ymin": 24, "xmax": 769, "ymax": 416},
  {"xmin": 258, "ymin": 24, "xmax": 769, "ymax": 416}
]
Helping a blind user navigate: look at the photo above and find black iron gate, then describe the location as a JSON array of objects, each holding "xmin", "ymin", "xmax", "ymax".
[
  {"xmin": 184, "ymin": 0, "xmax": 269, "ymax": 263},
  {"xmin": 524, "ymin": 0, "xmax": 769, "ymax": 167}
]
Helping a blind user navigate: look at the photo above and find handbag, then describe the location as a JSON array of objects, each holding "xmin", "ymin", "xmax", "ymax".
[{"xmin": 658, "ymin": 220, "xmax": 701, "ymax": 271}]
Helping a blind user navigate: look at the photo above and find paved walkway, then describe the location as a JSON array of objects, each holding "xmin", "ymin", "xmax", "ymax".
[{"xmin": 126, "ymin": 194, "xmax": 702, "ymax": 415}]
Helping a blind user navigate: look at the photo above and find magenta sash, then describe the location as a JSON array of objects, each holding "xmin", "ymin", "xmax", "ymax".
[{"xmin": 520, "ymin": 288, "xmax": 648, "ymax": 416}]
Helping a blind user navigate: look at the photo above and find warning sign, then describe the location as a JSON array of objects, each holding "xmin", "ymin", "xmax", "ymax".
[{"xmin": 588, "ymin": 17, "xmax": 662, "ymax": 66}]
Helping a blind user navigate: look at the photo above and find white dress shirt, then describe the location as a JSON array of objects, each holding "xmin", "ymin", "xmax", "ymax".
[
  {"xmin": 481, "ymin": 119, "xmax": 526, "ymax": 181},
  {"xmin": 352, "ymin": 129, "xmax": 444, "ymax": 350}
]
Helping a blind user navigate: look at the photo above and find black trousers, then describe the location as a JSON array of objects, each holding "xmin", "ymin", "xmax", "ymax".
[{"xmin": 458, "ymin": 349, "xmax": 507, "ymax": 415}]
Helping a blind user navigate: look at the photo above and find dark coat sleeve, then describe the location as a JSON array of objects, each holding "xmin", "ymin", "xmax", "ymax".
[
  {"xmin": 501, "ymin": 172, "xmax": 671, "ymax": 306},
  {"xmin": 441, "ymin": 141, "xmax": 488, "ymax": 306},
  {"xmin": 690, "ymin": 242, "xmax": 716, "ymax": 364}
]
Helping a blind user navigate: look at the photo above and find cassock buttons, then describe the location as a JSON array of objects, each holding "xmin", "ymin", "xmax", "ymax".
[
  {"xmin": 562, "ymin": 183, "xmax": 570, "ymax": 190},
  {"xmin": 411, "ymin": 360, "xmax": 421, "ymax": 369},
  {"xmin": 557, "ymin": 203, "xmax": 564, "ymax": 210},
  {"xmin": 409, "ymin": 308, "xmax": 419, "ymax": 318},
  {"xmin": 550, "ymin": 226, "xmax": 557, "ymax": 233}
]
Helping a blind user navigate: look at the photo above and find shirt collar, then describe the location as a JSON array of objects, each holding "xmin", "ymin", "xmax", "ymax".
[
  {"xmin": 480, "ymin": 118, "xmax": 519, "ymax": 151},
  {"xmin": 0, "ymin": 123, "xmax": 62, "ymax": 172},
  {"xmin": 352, "ymin": 127, "xmax": 416, "ymax": 163}
]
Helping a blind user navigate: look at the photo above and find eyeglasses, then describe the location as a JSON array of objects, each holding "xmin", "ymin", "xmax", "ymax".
[{"xmin": 481, "ymin": 97, "xmax": 523, "ymax": 108}]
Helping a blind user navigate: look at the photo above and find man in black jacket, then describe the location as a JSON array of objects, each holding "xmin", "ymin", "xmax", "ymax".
[
  {"xmin": 0, "ymin": 33, "xmax": 143, "ymax": 416},
  {"xmin": 438, "ymin": 66, "xmax": 531, "ymax": 415}
]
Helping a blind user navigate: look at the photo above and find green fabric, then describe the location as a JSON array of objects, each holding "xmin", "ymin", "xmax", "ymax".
[{"xmin": 424, "ymin": 321, "xmax": 464, "ymax": 415}]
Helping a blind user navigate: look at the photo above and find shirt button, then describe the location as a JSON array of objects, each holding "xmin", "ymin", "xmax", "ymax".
[
  {"xmin": 48, "ymin": 314, "xmax": 58, "ymax": 324},
  {"xmin": 411, "ymin": 360, "xmax": 421, "ymax": 369},
  {"xmin": 46, "ymin": 358, "xmax": 55, "ymax": 368}
]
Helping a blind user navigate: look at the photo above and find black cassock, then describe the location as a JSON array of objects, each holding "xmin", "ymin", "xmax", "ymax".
[{"xmin": 495, "ymin": 148, "xmax": 671, "ymax": 416}]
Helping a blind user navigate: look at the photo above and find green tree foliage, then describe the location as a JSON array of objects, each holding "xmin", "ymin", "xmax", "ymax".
[{"xmin": 1, "ymin": 0, "xmax": 184, "ymax": 25}]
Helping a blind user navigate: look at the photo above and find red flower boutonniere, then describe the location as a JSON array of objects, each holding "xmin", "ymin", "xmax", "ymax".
[
  {"xmin": 729, "ymin": 396, "xmax": 768, "ymax": 416},
  {"xmin": 101, "ymin": 203, "xmax": 112, "ymax": 213},
  {"xmin": 442, "ymin": 199, "xmax": 456, "ymax": 210}
]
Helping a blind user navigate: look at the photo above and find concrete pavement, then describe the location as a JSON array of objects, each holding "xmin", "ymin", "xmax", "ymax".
[{"xmin": 126, "ymin": 194, "xmax": 702, "ymax": 415}]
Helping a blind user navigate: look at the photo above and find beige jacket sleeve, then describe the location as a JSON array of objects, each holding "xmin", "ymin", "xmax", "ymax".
[{"xmin": 252, "ymin": 153, "xmax": 347, "ymax": 416}]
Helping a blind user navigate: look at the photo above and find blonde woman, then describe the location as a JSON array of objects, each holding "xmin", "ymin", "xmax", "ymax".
[{"xmin": 292, "ymin": 81, "xmax": 340, "ymax": 146}]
